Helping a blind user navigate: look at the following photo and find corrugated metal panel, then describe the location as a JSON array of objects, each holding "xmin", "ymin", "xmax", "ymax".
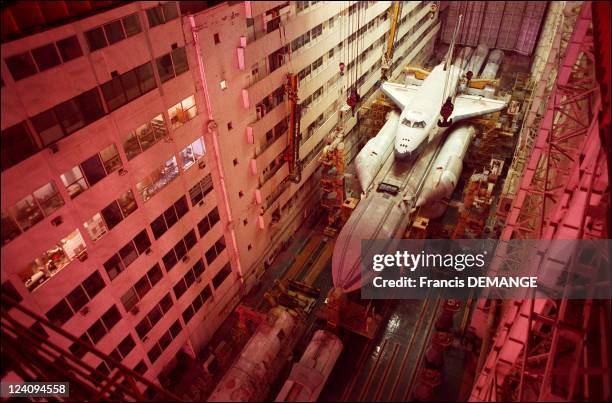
[
  {"xmin": 496, "ymin": 1, "xmax": 526, "ymax": 50},
  {"xmin": 480, "ymin": 1, "xmax": 505, "ymax": 48},
  {"xmin": 464, "ymin": 1, "xmax": 486, "ymax": 46},
  {"xmin": 441, "ymin": 1, "xmax": 546, "ymax": 56},
  {"xmin": 441, "ymin": 2, "xmax": 461, "ymax": 43},
  {"xmin": 515, "ymin": 1, "xmax": 548, "ymax": 55}
]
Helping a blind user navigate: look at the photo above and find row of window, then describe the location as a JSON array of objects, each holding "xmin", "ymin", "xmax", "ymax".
[
  {"xmin": 46, "ymin": 271, "xmax": 106, "ymax": 326},
  {"xmin": 69, "ymin": 305, "xmax": 122, "ymax": 358},
  {"xmin": 135, "ymin": 293, "xmax": 174, "ymax": 340},
  {"xmin": 101, "ymin": 61, "xmax": 158, "ymax": 113},
  {"xmin": 147, "ymin": 319, "xmax": 182, "ymax": 363},
  {"xmin": 181, "ymin": 284, "xmax": 212, "ymax": 324},
  {"xmin": 205, "ymin": 236, "xmax": 226, "ymax": 267},
  {"xmin": 1, "ymin": 69, "xmax": 193, "ymax": 173},
  {"xmin": 120, "ymin": 263, "xmax": 164, "ymax": 312},
  {"xmin": 146, "ymin": 2, "xmax": 179, "ymax": 28},
  {"xmin": 162, "ymin": 229, "xmax": 197, "ymax": 272},
  {"xmin": 151, "ymin": 196, "xmax": 189, "ymax": 240},
  {"xmin": 84, "ymin": 190, "xmax": 138, "ymax": 243},
  {"xmin": 197, "ymin": 207, "xmax": 220, "ymax": 239},
  {"xmin": 86, "ymin": 12, "xmax": 142, "ymax": 52},
  {"xmin": 5, "ymin": 35, "xmax": 83, "ymax": 81},
  {"xmin": 256, "ymin": 85, "xmax": 285, "ymax": 120},
  {"xmin": 1, "ymin": 181, "xmax": 64, "ymax": 245},
  {"xmin": 173, "ymin": 258, "xmax": 205, "ymax": 300},
  {"xmin": 103, "ymin": 230, "xmax": 152, "ymax": 281},
  {"xmin": 32, "ymin": 87, "xmax": 106, "ymax": 146},
  {"xmin": 3, "ymin": 2, "xmax": 179, "ymax": 82}
]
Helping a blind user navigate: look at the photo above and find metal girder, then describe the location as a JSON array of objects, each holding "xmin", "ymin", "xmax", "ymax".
[{"xmin": 470, "ymin": 1, "xmax": 610, "ymax": 401}]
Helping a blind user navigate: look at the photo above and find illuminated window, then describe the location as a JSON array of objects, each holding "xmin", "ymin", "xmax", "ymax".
[
  {"xmin": 136, "ymin": 156, "xmax": 179, "ymax": 202},
  {"xmin": 122, "ymin": 114, "xmax": 167, "ymax": 160},
  {"xmin": 180, "ymin": 137, "xmax": 206, "ymax": 169},
  {"xmin": 20, "ymin": 229, "xmax": 87, "ymax": 292},
  {"xmin": 84, "ymin": 190, "xmax": 137, "ymax": 242},
  {"xmin": 168, "ymin": 95, "xmax": 197, "ymax": 129}
]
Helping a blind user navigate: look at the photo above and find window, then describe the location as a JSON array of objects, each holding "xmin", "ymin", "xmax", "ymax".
[
  {"xmin": 122, "ymin": 114, "xmax": 167, "ymax": 160},
  {"xmin": 146, "ymin": 2, "xmax": 179, "ymax": 28},
  {"xmin": 86, "ymin": 13, "xmax": 142, "ymax": 52},
  {"xmin": 123, "ymin": 14, "xmax": 142, "ymax": 37},
  {"xmin": 5, "ymin": 52, "xmax": 38, "ymax": 80},
  {"xmin": 31, "ymin": 43, "xmax": 61, "ymax": 72},
  {"xmin": 55, "ymin": 36, "xmax": 83, "ymax": 62},
  {"xmin": 413, "ymin": 121, "xmax": 426, "ymax": 128},
  {"xmin": 1, "ymin": 213, "xmax": 21, "ymax": 246},
  {"xmin": 103, "ymin": 231, "xmax": 151, "ymax": 281},
  {"xmin": 104, "ymin": 20, "xmax": 126, "ymax": 45},
  {"xmin": 120, "ymin": 263, "xmax": 162, "ymax": 312},
  {"xmin": 197, "ymin": 207, "xmax": 220, "ymax": 238},
  {"xmin": 156, "ymin": 47, "xmax": 189, "ymax": 83},
  {"xmin": 134, "ymin": 360, "xmax": 148, "ymax": 375},
  {"xmin": 189, "ymin": 174, "xmax": 214, "ymax": 206},
  {"xmin": 213, "ymin": 33, "xmax": 220, "ymax": 44},
  {"xmin": 20, "ymin": 229, "xmax": 87, "ymax": 291},
  {"xmin": 180, "ymin": 137, "xmax": 205, "ymax": 169},
  {"xmin": 136, "ymin": 156, "xmax": 179, "ymax": 202},
  {"xmin": 136, "ymin": 293, "xmax": 173, "ymax": 340},
  {"xmin": 101, "ymin": 62, "xmax": 157, "ymax": 112},
  {"xmin": 148, "ymin": 344, "xmax": 162, "ymax": 362},
  {"xmin": 205, "ymin": 235, "xmax": 226, "ymax": 266},
  {"xmin": 1, "ymin": 122, "xmax": 39, "ymax": 172},
  {"xmin": 34, "ymin": 88, "xmax": 105, "ymax": 144},
  {"xmin": 150, "ymin": 196, "xmax": 189, "ymax": 239},
  {"xmin": 45, "ymin": 271, "xmax": 105, "ymax": 325},
  {"xmin": 162, "ymin": 229, "xmax": 197, "ymax": 272},
  {"xmin": 168, "ymin": 95, "xmax": 197, "ymax": 129},
  {"xmin": 85, "ymin": 27, "xmax": 107, "ymax": 51},
  {"xmin": 183, "ymin": 284, "xmax": 212, "ymax": 323},
  {"xmin": 61, "ymin": 144, "xmax": 122, "ymax": 198},
  {"xmin": 3, "ymin": 181, "xmax": 64, "ymax": 242},
  {"xmin": 173, "ymin": 258, "xmax": 205, "ymax": 300},
  {"xmin": 212, "ymin": 263, "xmax": 232, "ymax": 289}
]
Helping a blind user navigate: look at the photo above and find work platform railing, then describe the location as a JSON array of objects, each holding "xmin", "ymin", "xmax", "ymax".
[{"xmin": 1, "ymin": 294, "xmax": 182, "ymax": 401}]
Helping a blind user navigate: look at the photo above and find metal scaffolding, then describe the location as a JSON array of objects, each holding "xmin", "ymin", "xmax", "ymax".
[
  {"xmin": 469, "ymin": 2, "xmax": 610, "ymax": 401},
  {"xmin": 1, "ymin": 295, "xmax": 181, "ymax": 401}
]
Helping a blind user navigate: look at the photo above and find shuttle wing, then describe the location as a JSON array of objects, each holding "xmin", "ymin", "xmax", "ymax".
[
  {"xmin": 451, "ymin": 94, "xmax": 507, "ymax": 121},
  {"xmin": 380, "ymin": 82, "xmax": 419, "ymax": 109}
]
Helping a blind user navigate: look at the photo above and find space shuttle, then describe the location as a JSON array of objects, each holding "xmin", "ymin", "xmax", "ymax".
[
  {"xmin": 355, "ymin": 14, "xmax": 506, "ymax": 193},
  {"xmin": 381, "ymin": 15, "xmax": 505, "ymax": 160},
  {"xmin": 333, "ymin": 16, "xmax": 509, "ymax": 293}
]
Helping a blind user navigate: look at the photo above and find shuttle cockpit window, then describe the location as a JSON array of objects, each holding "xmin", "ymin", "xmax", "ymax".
[
  {"xmin": 401, "ymin": 118, "xmax": 411, "ymax": 126},
  {"xmin": 413, "ymin": 121, "xmax": 426, "ymax": 128}
]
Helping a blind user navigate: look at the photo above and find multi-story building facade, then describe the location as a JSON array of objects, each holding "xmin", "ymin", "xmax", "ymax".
[{"xmin": 1, "ymin": 0, "xmax": 439, "ymax": 389}]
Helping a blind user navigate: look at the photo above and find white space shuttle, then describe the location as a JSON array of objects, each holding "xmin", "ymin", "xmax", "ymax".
[{"xmin": 379, "ymin": 16, "xmax": 506, "ymax": 161}]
